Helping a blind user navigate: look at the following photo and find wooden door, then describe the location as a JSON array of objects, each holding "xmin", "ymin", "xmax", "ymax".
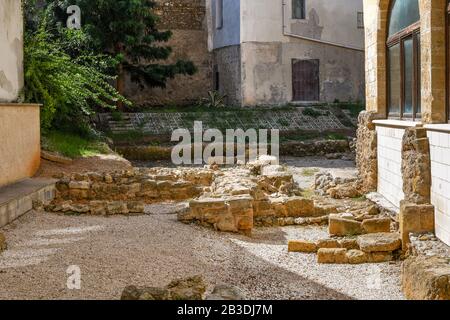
[{"xmin": 292, "ymin": 59, "xmax": 320, "ymax": 102}]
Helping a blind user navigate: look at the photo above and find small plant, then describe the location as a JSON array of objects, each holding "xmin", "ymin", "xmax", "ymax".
[
  {"xmin": 111, "ymin": 111, "xmax": 124, "ymax": 122},
  {"xmin": 301, "ymin": 168, "xmax": 320, "ymax": 177},
  {"xmin": 302, "ymin": 107, "xmax": 322, "ymax": 118},
  {"xmin": 198, "ymin": 91, "xmax": 227, "ymax": 108}
]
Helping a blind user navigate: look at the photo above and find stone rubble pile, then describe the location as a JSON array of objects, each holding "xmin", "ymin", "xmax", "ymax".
[
  {"xmin": 121, "ymin": 276, "xmax": 245, "ymax": 300},
  {"xmin": 314, "ymin": 172, "xmax": 362, "ymax": 199},
  {"xmin": 179, "ymin": 156, "xmax": 341, "ymax": 234},
  {"xmin": 289, "ymin": 232, "xmax": 402, "ymax": 264}
]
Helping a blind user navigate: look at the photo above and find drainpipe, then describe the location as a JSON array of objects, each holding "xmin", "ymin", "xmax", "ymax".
[{"xmin": 281, "ymin": 0, "xmax": 364, "ymax": 52}]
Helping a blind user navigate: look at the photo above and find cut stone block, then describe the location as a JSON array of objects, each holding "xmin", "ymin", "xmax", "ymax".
[
  {"xmin": 317, "ymin": 248, "xmax": 348, "ymax": 264},
  {"xmin": 346, "ymin": 250, "xmax": 369, "ymax": 264},
  {"xmin": 338, "ymin": 239, "xmax": 360, "ymax": 250},
  {"xmin": 317, "ymin": 239, "xmax": 340, "ymax": 249},
  {"xmin": 399, "ymin": 202, "xmax": 435, "ymax": 250},
  {"xmin": 288, "ymin": 240, "xmax": 317, "ymax": 253},
  {"xmin": 402, "ymin": 256, "xmax": 450, "ymax": 300},
  {"xmin": 357, "ymin": 233, "xmax": 401, "ymax": 253},
  {"xmin": 329, "ymin": 215, "xmax": 363, "ymax": 236},
  {"xmin": 368, "ymin": 252, "xmax": 393, "ymax": 263},
  {"xmin": 362, "ymin": 218, "xmax": 391, "ymax": 234}
]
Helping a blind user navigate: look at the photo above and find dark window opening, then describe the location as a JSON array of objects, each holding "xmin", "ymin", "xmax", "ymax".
[
  {"xmin": 214, "ymin": 65, "xmax": 220, "ymax": 91},
  {"xmin": 357, "ymin": 12, "xmax": 364, "ymax": 29},
  {"xmin": 387, "ymin": 0, "xmax": 421, "ymax": 120},
  {"xmin": 292, "ymin": 0, "xmax": 306, "ymax": 20}
]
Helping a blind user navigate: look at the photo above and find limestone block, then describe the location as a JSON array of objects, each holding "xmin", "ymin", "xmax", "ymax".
[
  {"xmin": 362, "ymin": 218, "xmax": 391, "ymax": 234},
  {"xmin": 317, "ymin": 239, "xmax": 340, "ymax": 249},
  {"xmin": 122, "ymin": 276, "xmax": 206, "ymax": 300},
  {"xmin": 346, "ymin": 250, "xmax": 369, "ymax": 264},
  {"xmin": 338, "ymin": 239, "xmax": 360, "ymax": 250},
  {"xmin": 327, "ymin": 182, "xmax": 361, "ymax": 199},
  {"xmin": 270, "ymin": 197, "xmax": 315, "ymax": 218},
  {"xmin": 329, "ymin": 215, "xmax": 364, "ymax": 236},
  {"xmin": 90, "ymin": 201, "xmax": 107, "ymax": 215},
  {"xmin": 399, "ymin": 201, "xmax": 435, "ymax": 249},
  {"xmin": 288, "ymin": 240, "xmax": 318, "ymax": 253},
  {"xmin": 107, "ymin": 202, "xmax": 129, "ymax": 215},
  {"xmin": 402, "ymin": 256, "xmax": 450, "ymax": 300},
  {"xmin": 317, "ymin": 248, "xmax": 348, "ymax": 264},
  {"xmin": 252, "ymin": 200, "xmax": 274, "ymax": 217},
  {"xmin": 68, "ymin": 181, "xmax": 91, "ymax": 190},
  {"xmin": 127, "ymin": 201, "xmax": 145, "ymax": 214},
  {"xmin": 357, "ymin": 233, "xmax": 401, "ymax": 253},
  {"xmin": 368, "ymin": 252, "xmax": 393, "ymax": 263}
]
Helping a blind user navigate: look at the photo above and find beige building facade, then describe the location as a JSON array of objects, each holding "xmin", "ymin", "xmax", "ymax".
[
  {"xmin": 0, "ymin": 0, "xmax": 41, "ymax": 187},
  {"xmin": 359, "ymin": 0, "xmax": 450, "ymax": 245},
  {"xmin": 208, "ymin": 0, "xmax": 366, "ymax": 106}
]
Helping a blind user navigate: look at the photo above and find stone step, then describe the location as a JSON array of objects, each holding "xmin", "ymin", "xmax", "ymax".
[{"xmin": 0, "ymin": 178, "xmax": 57, "ymax": 228}]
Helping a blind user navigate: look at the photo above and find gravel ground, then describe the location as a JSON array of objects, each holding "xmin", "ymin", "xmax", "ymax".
[{"xmin": 0, "ymin": 207, "xmax": 404, "ymax": 300}]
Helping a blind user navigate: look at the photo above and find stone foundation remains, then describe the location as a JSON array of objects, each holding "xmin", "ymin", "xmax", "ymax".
[
  {"xmin": 289, "ymin": 232, "xmax": 402, "ymax": 265},
  {"xmin": 46, "ymin": 168, "xmax": 214, "ymax": 216}
]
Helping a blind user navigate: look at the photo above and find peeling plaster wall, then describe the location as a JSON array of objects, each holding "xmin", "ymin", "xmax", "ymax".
[
  {"xmin": 208, "ymin": 0, "xmax": 365, "ymax": 106},
  {"xmin": 241, "ymin": 41, "xmax": 365, "ymax": 106},
  {"xmin": 0, "ymin": 0, "xmax": 24, "ymax": 102},
  {"xmin": 241, "ymin": 0, "xmax": 364, "ymax": 49},
  {"xmin": 213, "ymin": 45, "xmax": 242, "ymax": 106}
]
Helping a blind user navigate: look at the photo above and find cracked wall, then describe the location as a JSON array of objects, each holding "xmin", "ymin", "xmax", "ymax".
[
  {"xmin": 240, "ymin": 41, "xmax": 365, "ymax": 106},
  {"xmin": 0, "ymin": 0, "xmax": 24, "ymax": 102}
]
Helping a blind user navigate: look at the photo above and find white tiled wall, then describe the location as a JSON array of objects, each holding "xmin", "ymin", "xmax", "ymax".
[
  {"xmin": 376, "ymin": 126, "xmax": 405, "ymax": 208},
  {"xmin": 428, "ymin": 130, "xmax": 450, "ymax": 246}
]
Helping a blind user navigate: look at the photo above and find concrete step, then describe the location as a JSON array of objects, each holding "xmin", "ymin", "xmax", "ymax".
[{"xmin": 0, "ymin": 178, "xmax": 57, "ymax": 228}]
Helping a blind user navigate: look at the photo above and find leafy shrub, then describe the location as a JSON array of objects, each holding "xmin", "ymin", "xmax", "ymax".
[
  {"xmin": 198, "ymin": 91, "xmax": 227, "ymax": 108},
  {"xmin": 23, "ymin": 5, "xmax": 130, "ymax": 135}
]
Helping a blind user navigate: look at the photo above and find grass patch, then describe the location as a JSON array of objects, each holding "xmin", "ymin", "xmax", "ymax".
[
  {"xmin": 42, "ymin": 131, "xmax": 111, "ymax": 159},
  {"xmin": 338, "ymin": 102, "xmax": 365, "ymax": 117},
  {"xmin": 300, "ymin": 189, "xmax": 315, "ymax": 199},
  {"xmin": 301, "ymin": 168, "xmax": 320, "ymax": 177}
]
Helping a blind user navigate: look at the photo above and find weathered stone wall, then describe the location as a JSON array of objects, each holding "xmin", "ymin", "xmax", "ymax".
[
  {"xmin": 213, "ymin": 45, "xmax": 241, "ymax": 106},
  {"xmin": 240, "ymin": 40, "xmax": 365, "ymax": 106},
  {"xmin": 124, "ymin": 0, "xmax": 212, "ymax": 107},
  {"xmin": 401, "ymin": 128, "xmax": 431, "ymax": 205},
  {"xmin": 355, "ymin": 111, "xmax": 378, "ymax": 193},
  {"xmin": 47, "ymin": 168, "xmax": 214, "ymax": 215},
  {"xmin": 0, "ymin": 0, "xmax": 23, "ymax": 102}
]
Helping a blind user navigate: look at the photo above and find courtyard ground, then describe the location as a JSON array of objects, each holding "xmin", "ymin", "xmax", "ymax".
[{"xmin": 0, "ymin": 157, "xmax": 404, "ymax": 300}]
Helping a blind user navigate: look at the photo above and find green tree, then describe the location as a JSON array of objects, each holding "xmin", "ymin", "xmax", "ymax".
[
  {"xmin": 23, "ymin": 2, "xmax": 130, "ymax": 134},
  {"xmin": 56, "ymin": 0, "xmax": 197, "ymax": 109}
]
